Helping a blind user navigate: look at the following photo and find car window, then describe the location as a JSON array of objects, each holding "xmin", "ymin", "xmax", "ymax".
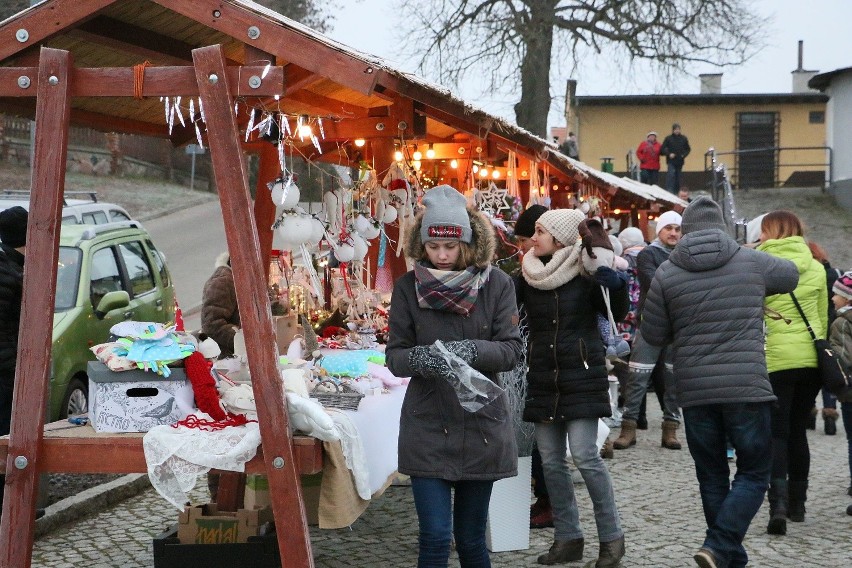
[
  {"xmin": 56, "ymin": 247, "xmax": 82, "ymax": 311},
  {"xmin": 82, "ymin": 211, "xmax": 109, "ymax": 225},
  {"xmin": 110, "ymin": 209, "xmax": 130, "ymax": 222},
  {"xmin": 146, "ymin": 239, "xmax": 170, "ymax": 288},
  {"xmin": 118, "ymin": 241, "xmax": 155, "ymax": 296},
  {"xmin": 89, "ymin": 247, "xmax": 123, "ymax": 308},
  {"xmin": 61, "ymin": 215, "xmax": 79, "ymax": 225}
]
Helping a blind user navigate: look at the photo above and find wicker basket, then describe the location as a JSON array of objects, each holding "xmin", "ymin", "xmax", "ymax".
[{"xmin": 309, "ymin": 379, "xmax": 364, "ymax": 411}]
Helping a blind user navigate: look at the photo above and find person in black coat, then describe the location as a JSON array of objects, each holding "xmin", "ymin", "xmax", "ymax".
[
  {"xmin": 660, "ymin": 123, "xmax": 691, "ymax": 194},
  {"xmin": 517, "ymin": 208, "xmax": 628, "ymax": 567},
  {"xmin": 0, "ymin": 206, "xmax": 27, "ymax": 516}
]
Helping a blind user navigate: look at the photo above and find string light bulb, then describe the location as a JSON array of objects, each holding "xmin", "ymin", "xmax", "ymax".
[
  {"xmin": 426, "ymin": 143, "xmax": 435, "ymax": 159},
  {"xmin": 354, "ymin": 138, "xmax": 366, "ymax": 147},
  {"xmin": 492, "ymin": 170, "xmax": 501, "ymax": 179},
  {"xmin": 393, "ymin": 143, "xmax": 403, "ymax": 162},
  {"xmin": 479, "ymin": 168, "xmax": 488, "ymax": 178},
  {"xmin": 297, "ymin": 115, "xmax": 312, "ymax": 138},
  {"xmin": 412, "ymin": 145, "xmax": 422, "ymax": 161},
  {"xmin": 472, "ymin": 164, "xmax": 479, "ymax": 174},
  {"xmin": 450, "ymin": 159, "xmax": 458, "ymax": 169}
]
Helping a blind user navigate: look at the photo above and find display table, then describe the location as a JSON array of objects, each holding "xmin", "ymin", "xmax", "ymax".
[{"xmin": 315, "ymin": 384, "xmax": 405, "ymax": 528}]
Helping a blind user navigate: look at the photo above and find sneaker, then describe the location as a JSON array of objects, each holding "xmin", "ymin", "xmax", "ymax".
[{"xmin": 694, "ymin": 547, "xmax": 718, "ymax": 568}]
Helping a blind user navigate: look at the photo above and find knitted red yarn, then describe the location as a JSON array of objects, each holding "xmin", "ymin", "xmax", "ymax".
[
  {"xmin": 183, "ymin": 351, "xmax": 226, "ymax": 420},
  {"xmin": 321, "ymin": 326, "xmax": 347, "ymax": 338}
]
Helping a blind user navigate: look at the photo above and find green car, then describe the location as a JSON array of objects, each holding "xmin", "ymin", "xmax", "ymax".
[{"xmin": 50, "ymin": 222, "xmax": 176, "ymax": 421}]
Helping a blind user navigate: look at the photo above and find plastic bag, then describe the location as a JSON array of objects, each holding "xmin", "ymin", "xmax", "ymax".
[{"xmin": 430, "ymin": 340, "xmax": 504, "ymax": 413}]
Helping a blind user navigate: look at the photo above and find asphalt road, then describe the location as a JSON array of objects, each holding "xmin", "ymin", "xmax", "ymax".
[{"xmin": 143, "ymin": 199, "xmax": 226, "ymax": 326}]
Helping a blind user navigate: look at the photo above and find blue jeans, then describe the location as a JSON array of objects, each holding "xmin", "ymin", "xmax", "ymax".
[
  {"xmin": 622, "ymin": 329, "xmax": 680, "ymax": 423},
  {"xmin": 640, "ymin": 169, "xmax": 659, "ymax": 185},
  {"xmin": 535, "ymin": 420, "xmax": 622, "ymax": 543},
  {"xmin": 665, "ymin": 164, "xmax": 683, "ymax": 194},
  {"xmin": 410, "ymin": 477, "xmax": 494, "ymax": 568},
  {"xmin": 683, "ymin": 402, "xmax": 772, "ymax": 568}
]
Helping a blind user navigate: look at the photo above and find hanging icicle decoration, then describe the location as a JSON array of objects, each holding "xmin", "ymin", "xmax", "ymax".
[
  {"xmin": 198, "ymin": 97, "xmax": 206, "ymax": 124},
  {"xmin": 245, "ymin": 109, "xmax": 256, "ymax": 142},
  {"xmin": 280, "ymin": 113, "xmax": 291, "ymax": 137},
  {"xmin": 234, "ymin": 100, "xmax": 239, "ymax": 117},
  {"xmin": 168, "ymin": 97, "xmax": 176, "ymax": 135},
  {"xmin": 194, "ymin": 122, "xmax": 204, "ymax": 149},
  {"xmin": 299, "ymin": 243, "xmax": 324, "ymax": 305},
  {"xmin": 310, "ymin": 133, "xmax": 322, "ymax": 154},
  {"xmin": 173, "ymin": 96, "xmax": 186, "ymax": 128},
  {"xmin": 163, "ymin": 96, "xmax": 171, "ymax": 126},
  {"xmin": 188, "ymin": 98, "xmax": 196, "ymax": 124},
  {"xmin": 278, "ymin": 138, "xmax": 285, "ymax": 173},
  {"xmin": 296, "ymin": 115, "xmax": 305, "ymax": 141},
  {"xmin": 317, "ymin": 117, "xmax": 326, "ymax": 139}
]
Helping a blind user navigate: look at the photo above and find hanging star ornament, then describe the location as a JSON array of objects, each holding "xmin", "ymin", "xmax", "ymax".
[{"xmin": 477, "ymin": 183, "xmax": 510, "ymax": 216}]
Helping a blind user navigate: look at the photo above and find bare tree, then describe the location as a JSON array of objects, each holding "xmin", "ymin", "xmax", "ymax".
[{"xmin": 398, "ymin": 0, "xmax": 767, "ymax": 137}]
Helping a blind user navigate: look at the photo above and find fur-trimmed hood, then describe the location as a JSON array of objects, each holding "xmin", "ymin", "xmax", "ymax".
[
  {"xmin": 404, "ymin": 206, "xmax": 496, "ymax": 268},
  {"xmin": 215, "ymin": 252, "xmax": 231, "ymax": 269}
]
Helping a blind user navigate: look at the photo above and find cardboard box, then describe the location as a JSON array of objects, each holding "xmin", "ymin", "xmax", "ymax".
[
  {"xmin": 243, "ymin": 474, "xmax": 321, "ymax": 525},
  {"xmin": 154, "ymin": 525, "xmax": 281, "ymax": 568},
  {"xmin": 243, "ymin": 474, "xmax": 270, "ymax": 510},
  {"xmin": 87, "ymin": 361, "xmax": 194, "ymax": 433},
  {"xmin": 177, "ymin": 503, "xmax": 273, "ymax": 545}
]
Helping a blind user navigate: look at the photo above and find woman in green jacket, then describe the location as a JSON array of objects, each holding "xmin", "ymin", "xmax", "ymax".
[{"xmin": 757, "ymin": 210, "xmax": 828, "ymax": 536}]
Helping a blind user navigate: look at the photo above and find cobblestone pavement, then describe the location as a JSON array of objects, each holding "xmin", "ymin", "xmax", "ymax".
[{"xmin": 31, "ymin": 403, "xmax": 851, "ymax": 567}]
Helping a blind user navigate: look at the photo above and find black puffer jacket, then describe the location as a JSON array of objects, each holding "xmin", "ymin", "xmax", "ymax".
[
  {"xmin": 0, "ymin": 244, "xmax": 24, "ymax": 377},
  {"xmin": 518, "ymin": 271, "xmax": 628, "ymax": 423}
]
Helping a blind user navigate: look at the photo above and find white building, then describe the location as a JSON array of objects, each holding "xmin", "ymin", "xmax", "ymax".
[{"xmin": 810, "ymin": 66, "xmax": 852, "ymax": 209}]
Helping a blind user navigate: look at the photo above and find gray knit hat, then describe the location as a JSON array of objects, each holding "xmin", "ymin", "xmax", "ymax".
[
  {"xmin": 420, "ymin": 185, "xmax": 472, "ymax": 243},
  {"xmin": 536, "ymin": 208, "xmax": 585, "ymax": 247},
  {"xmin": 0, "ymin": 206, "xmax": 28, "ymax": 248},
  {"xmin": 681, "ymin": 196, "xmax": 725, "ymax": 234}
]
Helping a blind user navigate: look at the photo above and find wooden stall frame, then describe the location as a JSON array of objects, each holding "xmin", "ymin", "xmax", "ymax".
[{"xmin": 0, "ymin": 45, "xmax": 315, "ymax": 568}]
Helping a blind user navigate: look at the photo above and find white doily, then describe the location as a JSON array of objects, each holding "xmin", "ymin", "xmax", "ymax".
[
  {"xmin": 327, "ymin": 409, "xmax": 371, "ymax": 500},
  {"xmin": 143, "ymin": 418, "xmax": 262, "ymax": 509}
]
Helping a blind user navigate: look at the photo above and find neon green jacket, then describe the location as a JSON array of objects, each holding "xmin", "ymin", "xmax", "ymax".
[{"xmin": 759, "ymin": 236, "xmax": 828, "ymax": 373}]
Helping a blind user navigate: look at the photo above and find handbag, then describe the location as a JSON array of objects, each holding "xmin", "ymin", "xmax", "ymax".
[{"xmin": 789, "ymin": 292, "xmax": 851, "ymax": 397}]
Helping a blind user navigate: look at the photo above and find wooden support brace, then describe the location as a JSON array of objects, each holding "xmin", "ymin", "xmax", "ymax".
[
  {"xmin": 0, "ymin": 46, "xmax": 72, "ymax": 568},
  {"xmin": 191, "ymin": 44, "xmax": 314, "ymax": 568}
]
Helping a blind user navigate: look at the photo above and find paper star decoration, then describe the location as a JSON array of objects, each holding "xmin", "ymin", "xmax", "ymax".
[{"xmin": 477, "ymin": 183, "xmax": 510, "ymax": 215}]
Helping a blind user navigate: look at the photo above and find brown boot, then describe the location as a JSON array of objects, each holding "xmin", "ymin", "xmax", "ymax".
[
  {"xmin": 661, "ymin": 420, "xmax": 682, "ymax": 450},
  {"xmin": 613, "ymin": 420, "xmax": 637, "ymax": 450},
  {"xmin": 600, "ymin": 438, "xmax": 614, "ymax": 459},
  {"xmin": 537, "ymin": 538, "xmax": 584, "ymax": 565},
  {"xmin": 823, "ymin": 408, "xmax": 839, "ymax": 435},
  {"xmin": 595, "ymin": 536, "xmax": 625, "ymax": 567}
]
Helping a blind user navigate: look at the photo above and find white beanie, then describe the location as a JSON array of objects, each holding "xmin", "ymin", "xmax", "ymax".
[
  {"xmin": 618, "ymin": 227, "xmax": 645, "ymax": 250},
  {"xmin": 536, "ymin": 209, "xmax": 586, "ymax": 247},
  {"xmin": 608, "ymin": 235, "xmax": 623, "ymax": 257},
  {"xmin": 655, "ymin": 210, "xmax": 682, "ymax": 235}
]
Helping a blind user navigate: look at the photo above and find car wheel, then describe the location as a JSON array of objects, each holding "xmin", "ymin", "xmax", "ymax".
[{"xmin": 62, "ymin": 378, "xmax": 88, "ymax": 418}]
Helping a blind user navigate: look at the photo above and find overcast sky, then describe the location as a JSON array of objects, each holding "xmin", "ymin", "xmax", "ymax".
[{"xmin": 327, "ymin": 0, "xmax": 852, "ymax": 127}]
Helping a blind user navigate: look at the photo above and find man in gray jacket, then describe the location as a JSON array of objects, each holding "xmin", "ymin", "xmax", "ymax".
[{"xmin": 642, "ymin": 197, "xmax": 799, "ymax": 568}]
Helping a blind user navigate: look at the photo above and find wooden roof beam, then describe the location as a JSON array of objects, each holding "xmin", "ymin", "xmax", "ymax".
[
  {"xmin": 283, "ymin": 64, "xmax": 322, "ymax": 97},
  {"xmin": 0, "ymin": 66, "xmax": 284, "ymax": 98},
  {"xmin": 71, "ymin": 16, "xmax": 197, "ymax": 65},
  {"xmin": 0, "ymin": 0, "xmax": 115, "ymax": 61},
  {"xmin": 153, "ymin": 0, "xmax": 379, "ymax": 95},
  {"xmin": 279, "ymin": 90, "xmax": 371, "ymax": 119}
]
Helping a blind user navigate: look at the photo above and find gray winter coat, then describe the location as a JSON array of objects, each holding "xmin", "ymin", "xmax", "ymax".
[
  {"xmin": 642, "ymin": 229, "xmax": 798, "ymax": 408},
  {"xmin": 386, "ymin": 207, "xmax": 522, "ymax": 481}
]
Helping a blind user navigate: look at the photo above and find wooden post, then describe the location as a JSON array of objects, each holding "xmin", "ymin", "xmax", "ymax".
[
  {"xmin": 192, "ymin": 45, "xmax": 313, "ymax": 568},
  {"xmin": 253, "ymin": 142, "xmax": 281, "ymax": 281},
  {"xmin": 0, "ymin": 47, "xmax": 72, "ymax": 568}
]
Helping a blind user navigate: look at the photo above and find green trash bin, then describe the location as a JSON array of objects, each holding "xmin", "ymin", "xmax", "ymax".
[{"xmin": 600, "ymin": 157, "xmax": 614, "ymax": 173}]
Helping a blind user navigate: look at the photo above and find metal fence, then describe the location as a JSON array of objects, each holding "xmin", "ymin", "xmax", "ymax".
[{"xmin": 703, "ymin": 146, "xmax": 832, "ymax": 190}]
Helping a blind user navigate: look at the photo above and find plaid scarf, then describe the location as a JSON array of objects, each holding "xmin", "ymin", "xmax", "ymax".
[{"xmin": 414, "ymin": 262, "xmax": 492, "ymax": 316}]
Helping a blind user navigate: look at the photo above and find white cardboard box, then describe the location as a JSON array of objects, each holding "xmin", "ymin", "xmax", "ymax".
[{"xmin": 87, "ymin": 361, "xmax": 194, "ymax": 433}]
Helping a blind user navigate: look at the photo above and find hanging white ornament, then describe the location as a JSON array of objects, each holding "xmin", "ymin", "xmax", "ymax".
[
  {"xmin": 351, "ymin": 234, "xmax": 369, "ymax": 261},
  {"xmin": 382, "ymin": 206, "xmax": 398, "ymax": 224},
  {"xmin": 580, "ymin": 201, "xmax": 590, "ymax": 214},
  {"xmin": 278, "ymin": 215, "xmax": 312, "ymax": 245},
  {"xmin": 309, "ymin": 218, "xmax": 326, "ymax": 244},
  {"xmin": 354, "ymin": 214, "xmax": 371, "ymax": 235},
  {"xmin": 334, "ymin": 243, "xmax": 355, "ymax": 263},
  {"xmin": 359, "ymin": 220, "xmax": 380, "ymax": 240},
  {"xmin": 269, "ymin": 177, "xmax": 300, "ymax": 210}
]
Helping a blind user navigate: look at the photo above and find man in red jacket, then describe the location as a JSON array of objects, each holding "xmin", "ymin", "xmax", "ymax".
[{"xmin": 636, "ymin": 131, "xmax": 661, "ymax": 186}]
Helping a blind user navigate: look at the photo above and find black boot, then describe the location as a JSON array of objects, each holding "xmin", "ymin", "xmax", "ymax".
[
  {"xmin": 767, "ymin": 478, "xmax": 787, "ymax": 535},
  {"xmin": 595, "ymin": 536, "xmax": 625, "ymax": 567},
  {"xmin": 537, "ymin": 539, "xmax": 584, "ymax": 565},
  {"xmin": 788, "ymin": 480, "xmax": 808, "ymax": 522}
]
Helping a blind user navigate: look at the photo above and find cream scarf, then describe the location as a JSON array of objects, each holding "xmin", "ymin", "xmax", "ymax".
[{"xmin": 521, "ymin": 241, "xmax": 585, "ymax": 290}]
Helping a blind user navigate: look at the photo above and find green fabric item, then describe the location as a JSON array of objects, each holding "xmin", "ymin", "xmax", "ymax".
[{"xmin": 758, "ymin": 236, "xmax": 829, "ymax": 373}]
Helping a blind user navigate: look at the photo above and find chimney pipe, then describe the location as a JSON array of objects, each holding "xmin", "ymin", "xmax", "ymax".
[{"xmin": 797, "ymin": 40, "xmax": 804, "ymax": 71}]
